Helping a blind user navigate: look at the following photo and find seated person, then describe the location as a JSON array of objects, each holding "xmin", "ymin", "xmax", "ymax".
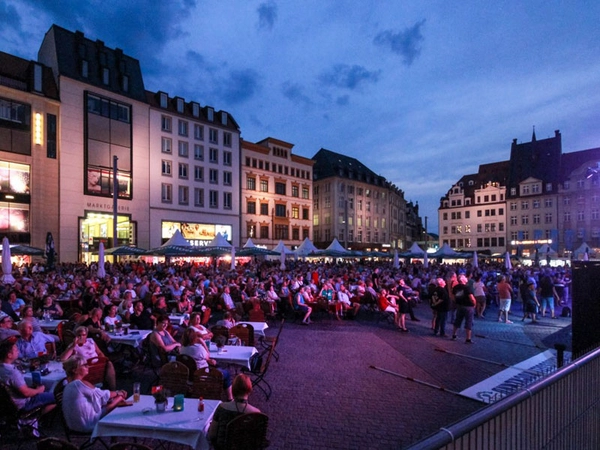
[
  {"xmin": 208, "ymin": 374, "xmax": 261, "ymax": 450},
  {"xmin": 180, "ymin": 328, "xmax": 232, "ymax": 399},
  {"xmin": 149, "ymin": 315, "xmax": 181, "ymax": 357},
  {"xmin": 6, "ymin": 291, "xmax": 25, "ymax": 317},
  {"xmin": 188, "ymin": 312, "xmax": 213, "ymax": 340},
  {"xmin": 81, "ymin": 307, "xmax": 112, "ymax": 344},
  {"xmin": 293, "ymin": 286, "xmax": 312, "ymax": 325},
  {"xmin": 215, "ymin": 311, "xmax": 236, "ymax": 329},
  {"xmin": 0, "ymin": 312, "xmax": 19, "ymax": 341},
  {"xmin": 117, "ymin": 294, "xmax": 134, "ymax": 323},
  {"xmin": 336, "ymin": 284, "xmax": 361, "ymax": 319},
  {"xmin": 0, "ymin": 337, "xmax": 55, "ymax": 415},
  {"xmin": 37, "ymin": 295, "xmax": 63, "ymax": 319},
  {"xmin": 129, "ymin": 300, "xmax": 155, "ymax": 330},
  {"xmin": 62, "ymin": 355, "xmax": 127, "ymax": 433},
  {"xmin": 59, "ymin": 326, "xmax": 117, "ymax": 390},
  {"xmin": 16, "ymin": 320, "xmax": 55, "ymax": 359},
  {"xmin": 103, "ymin": 304, "xmax": 122, "ymax": 329},
  {"xmin": 20, "ymin": 307, "xmax": 61, "ymax": 343}
]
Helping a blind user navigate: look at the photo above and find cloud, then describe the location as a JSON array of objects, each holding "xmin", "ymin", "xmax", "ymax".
[
  {"xmin": 257, "ymin": 1, "xmax": 277, "ymax": 30},
  {"xmin": 0, "ymin": 1, "xmax": 21, "ymax": 32},
  {"xmin": 336, "ymin": 95, "xmax": 349, "ymax": 106},
  {"xmin": 319, "ymin": 64, "xmax": 380, "ymax": 90},
  {"xmin": 215, "ymin": 68, "xmax": 261, "ymax": 104},
  {"xmin": 281, "ymin": 81, "xmax": 313, "ymax": 106},
  {"xmin": 374, "ymin": 19, "xmax": 426, "ymax": 66}
]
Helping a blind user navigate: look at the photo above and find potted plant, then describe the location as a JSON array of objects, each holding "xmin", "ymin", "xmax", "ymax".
[{"xmin": 152, "ymin": 387, "xmax": 168, "ymax": 412}]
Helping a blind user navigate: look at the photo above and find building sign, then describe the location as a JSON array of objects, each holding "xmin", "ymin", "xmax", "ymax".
[{"xmin": 162, "ymin": 221, "xmax": 232, "ymax": 244}]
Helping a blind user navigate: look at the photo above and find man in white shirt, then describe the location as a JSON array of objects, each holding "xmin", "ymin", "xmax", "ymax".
[{"xmin": 336, "ymin": 284, "xmax": 361, "ymax": 318}]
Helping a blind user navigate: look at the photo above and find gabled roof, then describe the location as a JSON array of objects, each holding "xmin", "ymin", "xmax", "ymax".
[
  {"xmin": 38, "ymin": 24, "xmax": 146, "ymax": 102},
  {"xmin": 0, "ymin": 51, "xmax": 59, "ymax": 100},
  {"xmin": 312, "ymin": 148, "xmax": 385, "ymax": 185}
]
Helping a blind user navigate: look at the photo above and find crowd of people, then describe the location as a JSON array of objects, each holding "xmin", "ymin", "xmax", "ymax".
[{"xmin": 0, "ymin": 256, "xmax": 572, "ymax": 440}]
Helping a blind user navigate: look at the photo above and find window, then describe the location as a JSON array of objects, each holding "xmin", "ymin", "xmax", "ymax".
[
  {"xmin": 465, "ymin": 211, "xmax": 470, "ymax": 219},
  {"xmin": 209, "ymin": 148, "xmax": 218, "ymax": 163},
  {"xmin": 247, "ymin": 201, "xmax": 256, "ymax": 214},
  {"xmin": 275, "ymin": 182, "xmax": 286, "ymax": 195},
  {"xmin": 223, "ymin": 132, "xmax": 232, "ymax": 147},
  {"xmin": 522, "ymin": 186, "xmax": 530, "ymax": 195},
  {"xmin": 260, "ymin": 203, "xmax": 269, "ymax": 215},
  {"xmin": 260, "ymin": 180, "xmax": 268, "ymax": 192},
  {"xmin": 303, "ymin": 208, "xmax": 309, "ymax": 220},
  {"xmin": 546, "ymin": 183, "xmax": 552, "ymax": 192},
  {"xmin": 532, "ymin": 184, "xmax": 540, "ymax": 194},
  {"xmin": 223, "ymin": 192, "xmax": 232, "ymax": 210},
  {"xmin": 564, "ymin": 196, "xmax": 570, "ymax": 206},
  {"xmin": 510, "ymin": 216, "xmax": 517, "ymax": 225},
  {"xmin": 260, "ymin": 226, "xmax": 269, "ymax": 239},
  {"xmin": 102, "ymin": 67, "xmax": 109, "ymax": 85},
  {"xmin": 292, "ymin": 207, "xmax": 299, "ymax": 219},
  {"xmin": 209, "ymin": 169, "xmax": 218, "ymax": 184},
  {"xmin": 178, "ymin": 120, "xmax": 188, "ymax": 136},
  {"xmin": 223, "ymin": 151, "xmax": 232, "ymax": 166},
  {"xmin": 161, "ymin": 137, "xmax": 172, "ymax": 154},
  {"xmin": 194, "ymin": 166, "xmax": 204, "ymax": 182},
  {"xmin": 178, "ymin": 141, "xmax": 189, "ymax": 157},
  {"xmin": 162, "ymin": 160, "xmax": 172, "ymax": 176},
  {"xmin": 194, "ymin": 145, "xmax": 204, "ymax": 160},
  {"xmin": 209, "ymin": 190, "xmax": 218, "ymax": 208},
  {"xmin": 292, "ymin": 185, "xmax": 299, "ymax": 197},
  {"xmin": 302, "ymin": 187, "xmax": 309, "ymax": 199},
  {"xmin": 209, "ymin": 128, "xmax": 218, "ymax": 144},
  {"xmin": 178, "ymin": 163, "xmax": 188, "ymax": 179},
  {"xmin": 161, "ymin": 183, "xmax": 172, "ymax": 203},
  {"xmin": 533, "ymin": 214, "xmax": 540, "ymax": 224},
  {"xmin": 275, "ymin": 204, "xmax": 286, "ymax": 217},
  {"xmin": 178, "ymin": 186, "xmax": 188, "ymax": 205},
  {"xmin": 521, "ymin": 201, "xmax": 529, "ymax": 210},
  {"xmin": 578, "ymin": 211, "xmax": 585, "ymax": 222},
  {"xmin": 522, "ymin": 215, "xmax": 529, "ymax": 225},
  {"xmin": 564, "ymin": 212, "xmax": 571, "ymax": 222},
  {"xmin": 275, "ymin": 224, "xmax": 289, "ymax": 240},
  {"xmin": 47, "ymin": 113, "xmax": 57, "ymax": 158},
  {"xmin": 247, "ymin": 177, "xmax": 256, "ymax": 190},
  {"xmin": 477, "ymin": 224, "xmax": 482, "ymax": 233},
  {"xmin": 223, "ymin": 171, "xmax": 232, "ymax": 186},
  {"xmin": 533, "ymin": 200, "xmax": 540, "ymax": 209},
  {"xmin": 194, "ymin": 124, "xmax": 204, "ymax": 140},
  {"xmin": 81, "ymin": 60, "xmax": 89, "ymax": 78},
  {"xmin": 510, "ymin": 202, "xmax": 517, "ymax": 211},
  {"xmin": 194, "ymin": 188, "xmax": 204, "ymax": 207},
  {"xmin": 545, "ymin": 213, "xmax": 553, "ymax": 223},
  {"xmin": 161, "ymin": 115, "xmax": 172, "ymax": 132},
  {"xmin": 510, "ymin": 188, "xmax": 516, "ymax": 195}
]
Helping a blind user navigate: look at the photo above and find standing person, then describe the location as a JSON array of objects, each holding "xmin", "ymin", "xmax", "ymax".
[
  {"xmin": 431, "ymin": 279, "xmax": 450, "ymax": 337},
  {"xmin": 496, "ymin": 275, "xmax": 514, "ymax": 324},
  {"xmin": 451, "ymin": 275, "xmax": 477, "ymax": 343},
  {"xmin": 472, "ymin": 275, "xmax": 487, "ymax": 319},
  {"xmin": 539, "ymin": 272, "xmax": 558, "ymax": 319},
  {"xmin": 522, "ymin": 281, "xmax": 541, "ymax": 323}
]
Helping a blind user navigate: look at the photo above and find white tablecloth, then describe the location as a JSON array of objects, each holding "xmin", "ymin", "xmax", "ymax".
[
  {"xmin": 109, "ymin": 329, "xmax": 152, "ymax": 348},
  {"xmin": 37, "ymin": 319, "xmax": 64, "ymax": 332},
  {"xmin": 210, "ymin": 345, "xmax": 258, "ymax": 370},
  {"xmin": 23, "ymin": 360, "xmax": 65, "ymax": 391},
  {"xmin": 169, "ymin": 314, "xmax": 187, "ymax": 326},
  {"xmin": 238, "ymin": 321, "xmax": 268, "ymax": 338},
  {"xmin": 92, "ymin": 395, "xmax": 219, "ymax": 450}
]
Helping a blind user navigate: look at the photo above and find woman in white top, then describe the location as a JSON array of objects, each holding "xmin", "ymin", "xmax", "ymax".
[
  {"xmin": 61, "ymin": 355, "xmax": 126, "ymax": 433},
  {"xmin": 188, "ymin": 312, "xmax": 213, "ymax": 340},
  {"xmin": 59, "ymin": 326, "xmax": 117, "ymax": 390},
  {"xmin": 103, "ymin": 305, "xmax": 122, "ymax": 328},
  {"xmin": 472, "ymin": 275, "xmax": 487, "ymax": 319}
]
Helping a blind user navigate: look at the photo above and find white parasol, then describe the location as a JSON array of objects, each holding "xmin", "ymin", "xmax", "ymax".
[
  {"xmin": 1, "ymin": 237, "xmax": 15, "ymax": 284},
  {"xmin": 473, "ymin": 251, "xmax": 479, "ymax": 268},
  {"xmin": 98, "ymin": 242, "xmax": 106, "ymax": 278},
  {"xmin": 230, "ymin": 245, "xmax": 236, "ymax": 270}
]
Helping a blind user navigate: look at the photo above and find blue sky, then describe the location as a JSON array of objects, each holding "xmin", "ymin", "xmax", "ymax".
[{"xmin": 2, "ymin": 0, "xmax": 600, "ymax": 232}]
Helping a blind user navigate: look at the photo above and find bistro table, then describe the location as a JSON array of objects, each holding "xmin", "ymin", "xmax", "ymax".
[
  {"xmin": 239, "ymin": 321, "xmax": 268, "ymax": 338},
  {"xmin": 23, "ymin": 360, "xmax": 66, "ymax": 391},
  {"xmin": 108, "ymin": 329, "xmax": 152, "ymax": 348},
  {"xmin": 209, "ymin": 344, "xmax": 258, "ymax": 370},
  {"xmin": 169, "ymin": 314, "xmax": 187, "ymax": 326},
  {"xmin": 92, "ymin": 395, "xmax": 219, "ymax": 450},
  {"xmin": 37, "ymin": 319, "xmax": 64, "ymax": 332}
]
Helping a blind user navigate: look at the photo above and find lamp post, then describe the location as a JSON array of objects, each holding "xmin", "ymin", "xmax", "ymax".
[{"xmin": 113, "ymin": 155, "xmax": 118, "ymax": 248}]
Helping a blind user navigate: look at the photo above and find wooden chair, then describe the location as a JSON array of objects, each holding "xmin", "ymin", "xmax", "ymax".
[
  {"xmin": 0, "ymin": 380, "xmax": 44, "ymax": 443},
  {"xmin": 56, "ymin": 320, "xmax": 69, "ymax": 342},
  {"xmin": 248, "ymin": 308, "xmax": 265, "ymax": 322},
  {"xmin": 223, "ymin": 412, "xmax": 270, "ymax": 450},
  {"xmin": 176, "ymin": 354, "xmax": 198, "ymax": 382},
  {"xmin": 242, "ymin": 346, "xmax": 274, "ymax": 400},
  {"xmin": 229, "ymin": 323, "xmax": 254, "ymax": 347},
  {"xmin": 158, "ymin": 361, "xmax": 190, "ymax": 396},
  {"xmin": 189, "ymin": 366, "xmax": 224, "ymax": 400},
  {"xmin": 211, "ymin": 325, "xmax": 229, "ymax": 344},
  {"xmin": 37, "ymin": 437, "xmax": 78, "ymax": 450},
  {"xmin": 260, "ymin": 319, "xmax": 284, "ymax": 362},
  {"xmin": 84, "ymin": 356, "xmax": 109, "ymax": 387},
  {"xmin": 45, "ymin": 341, "xmax": 56, "ymax": 360}
]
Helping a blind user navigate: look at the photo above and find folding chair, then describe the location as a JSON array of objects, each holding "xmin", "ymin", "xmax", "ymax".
[
  {"xmin": 242, "ymin": 346, "xmax": 274, "ymax": 400},
  {"xmin": 229, "ymin": 323, "xmax": 254, "ymax": 347},
  {"xmin": 189, "ymin": 366, "xmax": 224, "ymax": 400},
  {"xmin": 158, "ymin": 361, "xmax": 190, "ymax": 396},
  {"xmin": 223, "ymin": 412, "xmax": 270, "ymax": 450}
]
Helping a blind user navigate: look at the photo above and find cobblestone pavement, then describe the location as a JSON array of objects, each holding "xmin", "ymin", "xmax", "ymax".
[{"xmin": 6, "ymin": 301, "xmax": 572, "ymax": 450}]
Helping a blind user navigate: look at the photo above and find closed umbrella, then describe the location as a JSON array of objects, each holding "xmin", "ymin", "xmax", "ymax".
[
  {"xmin": 423, "ymin": 251, "xmax": 429, "ymax": 268},
  {"xmin": 473, "ymin": 251, "xmax": 478, "ymax": 268},
  {"xmin": 1, "ymin": 237, "xmax": 15, "ymax": 284},
  {"xmin": 280, "ymin": 250, "xmax": 286, "ymax": 270},
  {"xmin": 393, "ymin": 249, "xmax": 399, "ymax": 269},
  {"xmin": 230, "ymin": 246, "xmax": 236, "ymax": 270},
  {"xmin": 98, "ymin": 242, "xmax": 106, "ymax": 278},
  {"xmin": 504, "ymin": 251, "xmax": 512, "ymax": 270}
]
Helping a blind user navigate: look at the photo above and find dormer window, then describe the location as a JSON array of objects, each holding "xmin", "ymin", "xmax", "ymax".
[
  {"xmin": 102, "ymin": 68, "xmax": 110, "ymax": 85},
  {"xmin": 221, "ymin": 112, "xmax": 228, "ymax": 125},
  {"xmin": 192, "ymin": 102, "xmax": 200, "ymax": 118},
  {"xmin": 207, "ymin": 107, "xmax": 214, "ymax": 122},
  {"xmin": 159, "ymin": 92, "xmax": 168, "ymax": 109},
  {"xmin": 81, "ymin": 60, "xmax": 89, "ymax": 78},
  {"xmin": 176, "ymin": 98, "xmax": 184, "ymax": 113}
]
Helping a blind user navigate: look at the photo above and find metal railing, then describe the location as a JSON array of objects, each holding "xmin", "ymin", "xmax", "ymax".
[{"xmin": 407, "ymin": 346, "xmax": 600, "ymax": 450}]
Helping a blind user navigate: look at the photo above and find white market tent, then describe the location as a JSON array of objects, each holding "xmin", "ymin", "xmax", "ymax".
[{"xmin": 294, "ymin": 237, "xmax": 319, "ymax": 256}]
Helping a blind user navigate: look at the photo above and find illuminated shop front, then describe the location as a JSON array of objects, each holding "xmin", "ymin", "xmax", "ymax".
[
  {"xmin": 79, "ymin": 212, "xmax": 136, "ymax": 262},
  {"xmin": 162, "ymin": 221, "xmax": 232, "ymax": 246},
  {"xmin": 0, "ymin": 162, "xmax": 31, "ymax": 244}
]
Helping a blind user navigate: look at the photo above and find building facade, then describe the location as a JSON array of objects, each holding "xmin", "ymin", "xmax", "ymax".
[
  {"xmin": 312, "ymin": 148, "xmax": 414, "ymax": 252},
  {"xmin": 148, "ymin": 91, "xmax": 240, "ymax": 248},
  {"xmin": 0, "ymin": 51, "xmax": 60, "ymax": 250},
  {"xmin": 241, "ymin": 138, "xmax": 313, "ymax": 249}
]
